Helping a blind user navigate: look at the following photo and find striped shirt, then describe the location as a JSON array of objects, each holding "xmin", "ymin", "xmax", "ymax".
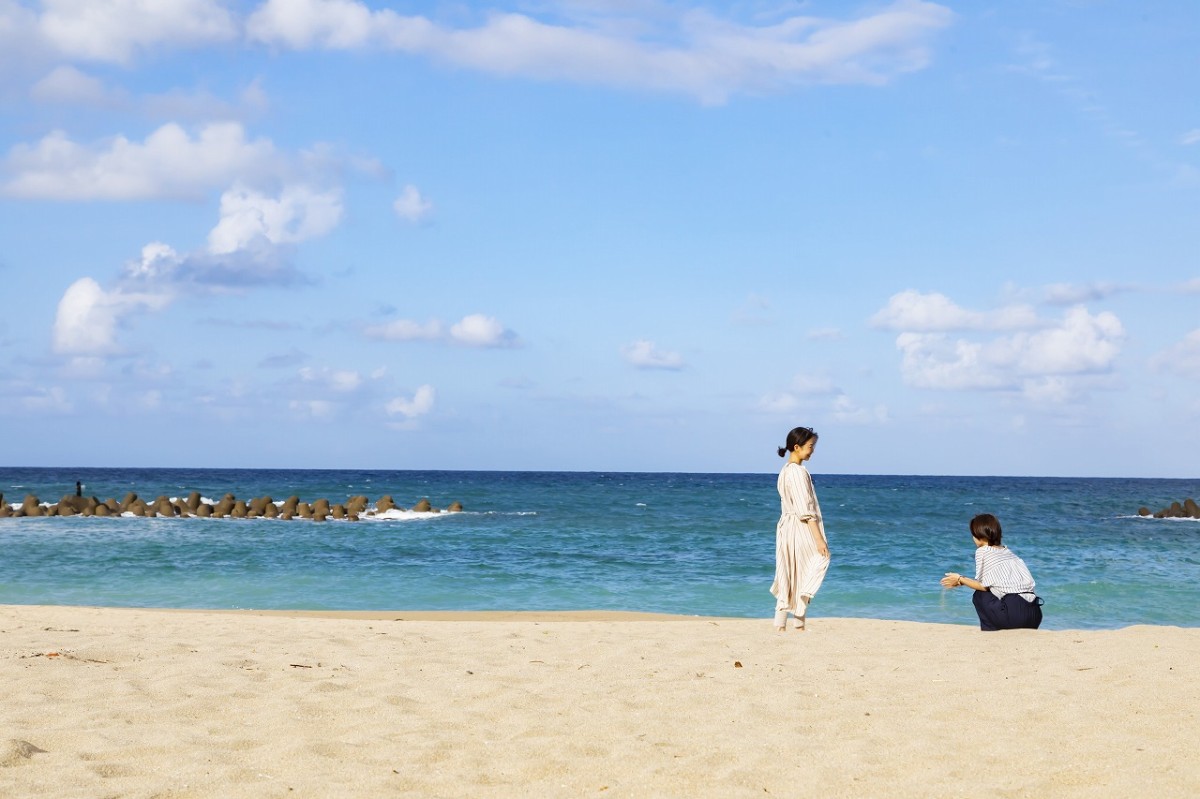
[{"xmin": 975, "ymin": 546, "xmax": 1037, "ymax": 601}]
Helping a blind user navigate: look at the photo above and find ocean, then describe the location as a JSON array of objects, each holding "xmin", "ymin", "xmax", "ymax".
[{"xmin": 2, "ymin": 467, "xmax": 1198, "ymax": 630}]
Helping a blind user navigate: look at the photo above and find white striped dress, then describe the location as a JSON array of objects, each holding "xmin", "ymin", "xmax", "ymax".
[
  {"xmin": 770, "ymin": 462, "xmax": 831, "ymax": 618},
  {"xmin": 975, "ymin": 546, "xmax": 1037, "ymax": 601}
]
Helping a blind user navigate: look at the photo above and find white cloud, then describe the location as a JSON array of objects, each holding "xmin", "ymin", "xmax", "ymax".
[
  {"xmin": 393, "ymin": 184, "xmax": 433, "ymax": 223},
  {"xmin": 891, "ymin": 306, "xmax": 1125, "ymax": 394},
  {"xmin": 298, "ymin": 366, "xmax": 362, "ymax": 393},
  {"xmin": 386, "ymin": 384, "xmax": 435, "ymax": 418},
  {"xmin": 757, "ymin": 373, "xmax": 840, "ymax": 415},
  {"xmin": 116, "ymin": 185, "xmax": 340, "ymax": 288},
  {"xmin": 38, "ymin": 0, "xmax": 237, "ymax": 63},
  {"xmin": 871, "ymin": 290, "xmax": 1038, "ymax": 332},
  {"xmin": 757, "ymin": 386, "xmax": 887, "ymax": 423},
  {"xmin": 363, "ymin": 314, "xmax": 517, "ymax": 347},
  {"xmin": 1152, "ymin": 329, "xmax": 1200, "ymax": 379},
  {"xmin": 807, "ymin": 327, "xmax": 845, "ymax": 341},
  {"xmin": 247, "ymin": 0, "xmax": 379, "ymax": 49},
  {"xmin": 1181, "ymin": 129, "xmax": 1200, "ymax": 146},
  {"xmin": 622, "ymin": 339, "xmax": 685, "ymax": 370},
  {"xmin": 247, "ymin": 0, "xmax": 954, "ymax": 104},
  {"xmin": 896, "ymin": 332, "xmax": 1004, "ymax": 390},
  {"xmin": 22, "ymin": 385, "xmax": 73, "ymax": 414},
  {"xmin": 450, "ymin": 314, "xmax": 516, "ymax": 348},
  {"xmin": 48, "ymin": 175, "xmax": 345, "ymax": 358},
  {"xmin": 52, "ymin": 277, "xmax": 171, "ymax": 356},
  {"xmin": 208, "ymin": 183, "xmax": 343, "ymax": 254},
  {"xmin": 832, "ymin": 394, "xmax": 889, "ymax": 425},
  {"xmin": 0, "ymin": 1, "xmax": 236, "ymax": 80},
  {"xmin": 1177, "ymin": 278, "xmax": 1200, "ymax": 294},
  {"xmin": 177, "ymin": 183, "xmax": 339, "ymax": 287},
  {"xmin": 1001, "ymin": 306, "xmax": 1124, "ymax": 375},
  {"xmin": 4, "ymin": 0, "xmax": 952, "ymax": 104},
  {"xmin": 289, "ymin": 398, "xmax": 335, "ymax": 418},
  {"xmin": 1021, "ymin": 376, "xmax": 1074, "ymax": 404},
  {"xmin": 329, "ymin": 370, "xmax": 362, "ymax": 393},
  {"xmin": 1, "ymin": 122, "xmax": 278, "ymax": 200},
  {"xmin": 123, "ymin": 242, "xmax": 183, "ymax": 281}
]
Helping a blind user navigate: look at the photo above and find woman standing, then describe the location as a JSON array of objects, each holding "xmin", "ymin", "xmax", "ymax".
[
  {"xmin": 940, "ymin": 513, "xmax": 1043, "ymax": 631},
  {"xmin": 770, "ymin": 426, "xmax": 830, "ymax": 631}
]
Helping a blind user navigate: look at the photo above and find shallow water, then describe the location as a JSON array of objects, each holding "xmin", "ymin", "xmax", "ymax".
[{"xmin": 2, "ymin": 468, "xmax": 1197, "ymax": 629}]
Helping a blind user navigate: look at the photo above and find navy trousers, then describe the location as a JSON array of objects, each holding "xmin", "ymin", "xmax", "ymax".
[{"xmin": 973, "ymin": 590, "xmax": 1043, "ymax": 631}]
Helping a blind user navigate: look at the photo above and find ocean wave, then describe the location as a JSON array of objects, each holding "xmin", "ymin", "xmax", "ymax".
[
  {"xmin": 361, "ymin": 509, "xmax": 450, "ymax": 522},
  {"xmin": 1122, "ymin": 514, "xmax": 1200, "ymax": 522}
]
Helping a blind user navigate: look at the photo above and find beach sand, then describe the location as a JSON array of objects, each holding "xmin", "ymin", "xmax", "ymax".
[{"xmin": 2, "ymin": 605, "xmax": 1197, "ymax": 798}]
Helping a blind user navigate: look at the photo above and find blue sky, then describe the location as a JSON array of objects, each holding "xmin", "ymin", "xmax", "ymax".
[{"xmin": 1, "ymin": 0, "xmax": 1197, "ymax": 476}]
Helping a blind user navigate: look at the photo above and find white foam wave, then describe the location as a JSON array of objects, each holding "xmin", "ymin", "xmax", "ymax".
[
  {"xmin": 1122, "ymin": 514, "xmax": 1200, "ymax": 522},
  {"xmin": 363, "ymin": 509, "xmax": 449, "ymax": 522}
]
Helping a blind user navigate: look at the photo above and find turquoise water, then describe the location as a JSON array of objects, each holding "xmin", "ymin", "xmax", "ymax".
[{"xmin": 2, "ymin": 468, "xmax": 1198, "ymax": 629}]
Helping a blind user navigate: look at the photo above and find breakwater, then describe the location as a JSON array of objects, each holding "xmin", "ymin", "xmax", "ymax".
[
  {"xmin": 0, "ymin": 490, "xmax": 463, "ymax": 521},
  {"xmin": 1137, "ymin": 497, "xmax": 1200, "ymax": 518}
]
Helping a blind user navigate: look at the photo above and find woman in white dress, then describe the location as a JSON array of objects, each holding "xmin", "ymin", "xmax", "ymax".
[{"xmin": 770, "ymin": 426, "xmax": 830, "ymax": 631}]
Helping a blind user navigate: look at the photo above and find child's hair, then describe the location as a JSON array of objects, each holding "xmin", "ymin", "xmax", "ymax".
[
  {"xmin": 777, "ymin": 426, "xmax": 818, "ymax": 457},
  {"xmin": 969, "ymin": 513, "xmax": 1003, "ymax": 546}
]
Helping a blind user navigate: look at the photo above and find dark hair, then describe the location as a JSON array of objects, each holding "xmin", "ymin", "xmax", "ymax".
[
  {"xmin": 777, "ymin": 426, "xmax": 818, "ymax": 458},
  {"xmin": 969, "ymin": 513, "xmax": 1003, "ymax": 546}
]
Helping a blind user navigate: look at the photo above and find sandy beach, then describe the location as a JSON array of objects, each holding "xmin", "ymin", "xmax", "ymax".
[{"xmin": 2, "ymin": 606, "xmax": 1197, "ymax": 798}]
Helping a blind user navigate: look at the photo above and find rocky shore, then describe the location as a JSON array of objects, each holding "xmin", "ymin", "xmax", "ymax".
[{"xmin": 0, "ymin": 491, "xmax": 463, "ymax": 521}]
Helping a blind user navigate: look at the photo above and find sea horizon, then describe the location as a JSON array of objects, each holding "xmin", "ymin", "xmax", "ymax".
[{"xmin": 5, "ymin": 464, "xmax": 1200, "ymax": 481}]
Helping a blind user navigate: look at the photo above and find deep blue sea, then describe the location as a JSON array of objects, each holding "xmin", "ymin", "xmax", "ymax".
[{"xmin": 2, "ymin": 468, "xmax": 1198, "ymax": 630}]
